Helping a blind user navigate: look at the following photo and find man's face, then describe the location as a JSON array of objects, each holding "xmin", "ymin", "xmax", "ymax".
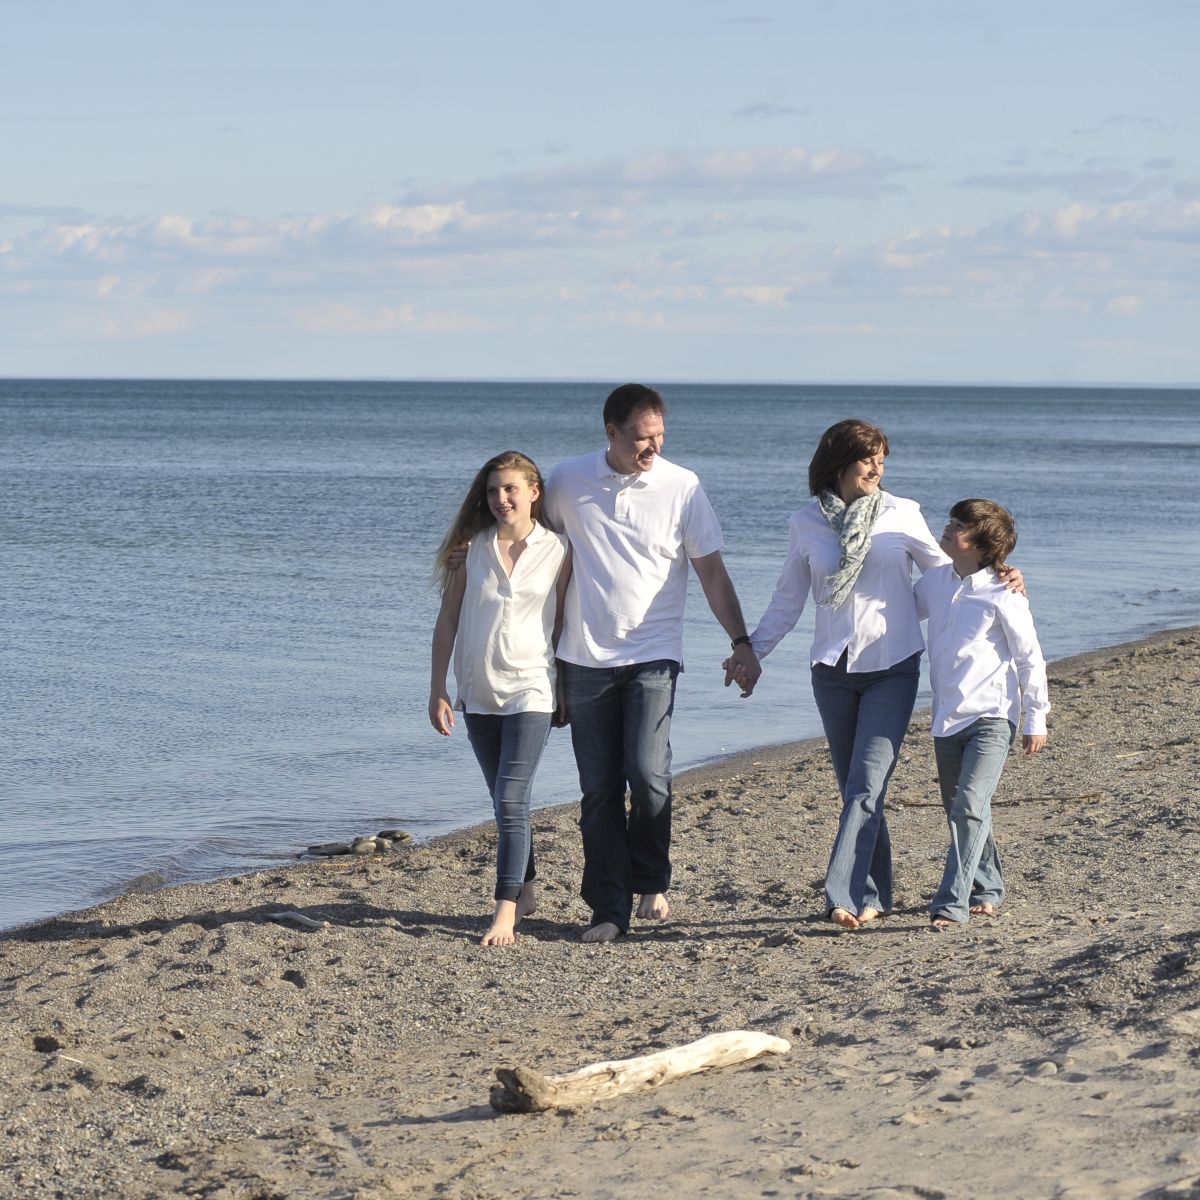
[{"xmin": 605, "ymin": 405, "xmax": 665, "ymax": 475}]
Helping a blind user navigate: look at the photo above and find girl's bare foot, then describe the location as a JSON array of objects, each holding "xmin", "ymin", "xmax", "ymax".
[
  {"xmin": 582, "ymin": 921, "xmax": 621, "ymax": 943},
  {"xmin": 930, "ymin": 912, "xmax": 962, "ymax": 930},
  {"xmin": 829, "ymin": 907, "xmax": 860, "ymax": 929},
  {"xmin": 515, "ymin": 882, "xmax": 538, "ymax": 923},
  {"xmin": 481, "ymin": 900, "xmax": 518, "ymax": 946},
  {"xmin": 857, "ymin": 907, "xmax": 883, "ymax": 925},
  {"xmin": 970, "ymin": 902, "xmax": 996, "ymax": 916},
  {"xmin": 635, "ymin": 893, "xmax": 670, "ymax": 920}
]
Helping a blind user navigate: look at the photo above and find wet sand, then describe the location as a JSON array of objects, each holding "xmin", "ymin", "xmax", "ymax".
[{"xmin": 2, "ymin": 627, "xmax": 1198, "ymax": 1199}]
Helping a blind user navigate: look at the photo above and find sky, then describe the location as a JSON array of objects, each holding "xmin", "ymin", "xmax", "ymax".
[{"xmin": 2, "ymin": 0, "xmax": 1197, "ymax": 383}]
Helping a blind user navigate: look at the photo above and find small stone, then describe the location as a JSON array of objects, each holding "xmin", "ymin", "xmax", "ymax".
[
  {"xmin": 307, "ymin": 842, "xmax": 352, "ymax": 857},
  {"xmin": 377, "ymin": 829, "xmax": 413, "ymax": 843},
  {"xmin": 1030, "ymin": 1060, "xmax": 1058, "ymax": 1076}
]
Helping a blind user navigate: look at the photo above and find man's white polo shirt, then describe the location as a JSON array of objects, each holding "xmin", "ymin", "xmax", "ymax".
[{"xmin": 543, "ymin": 450, "xmax": 723, "ymax": 668}]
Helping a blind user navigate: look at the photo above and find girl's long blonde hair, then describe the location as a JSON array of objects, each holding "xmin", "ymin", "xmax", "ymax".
[{"xmin": 434, "ymin": 450, "xmax": 545, "ymax": 591}]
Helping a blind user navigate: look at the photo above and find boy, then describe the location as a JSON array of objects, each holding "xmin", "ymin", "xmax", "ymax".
[{"xmin": 914, "ymin": 499, "xmax": 1050, "ymax": 928}]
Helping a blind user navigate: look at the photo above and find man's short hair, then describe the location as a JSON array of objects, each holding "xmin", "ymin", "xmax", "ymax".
[
  {"xmin": 950, "ymin": 498, "xmax": 1017, "ymax": 569},
  {"xmin": 603, "ymin": 383, "xmax": 667, "ymax": 430}
]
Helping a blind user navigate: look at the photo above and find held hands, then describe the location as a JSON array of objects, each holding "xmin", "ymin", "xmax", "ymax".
[
  {"xmin": 446, "ymin": 542, "xmax": 469, "ymax": 571},
  {"xmin": 1022, "ymin": 733, "xmax": 1046, "ymax": 755},
  {"xmin": 722, "ymin": 643, "xmax": 761, "ymax": 698},
  {"xmin": 429, "ymin": 693, "xmax": 455, "ymax": 736},
  {"xmin": 552, "ymin": 692, "xmax": 570, "ymax": 728}
]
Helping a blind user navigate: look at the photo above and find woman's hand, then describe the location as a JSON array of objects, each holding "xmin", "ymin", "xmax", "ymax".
[
  {"xmin": 997, "ymin": 564, "xmax": 1026, "ymax": 596},
  {"xmin": 429, "ymin": 693, "xmax": 455, "ymax": 736}
]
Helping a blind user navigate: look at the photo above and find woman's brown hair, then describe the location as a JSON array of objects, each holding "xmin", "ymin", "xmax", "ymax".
[{"xmin": 808, "ymin": 419, "xmax": 889, "ymax": 496}]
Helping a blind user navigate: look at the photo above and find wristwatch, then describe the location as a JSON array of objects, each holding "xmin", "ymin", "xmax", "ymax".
[{"xmin": 730, "ymin": 635, "xmax": 752, "ymax": 650}]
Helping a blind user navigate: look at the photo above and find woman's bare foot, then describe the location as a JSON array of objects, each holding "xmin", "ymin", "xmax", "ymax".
[
  {"xmin": 481, "ymin": 900, "xmax": 518, "ymax": 946},
  {"xmin": 829, "ymin": 907, "xmax": 860, "ymax": 929},
  {"xmin": 857, "ymin": 907, "xmax": 884, "ymax": 925},
  {"xmin": 635, "ymin": 893, "xmax": 670, "ymax": 920},
  {"xmin": 582, "ymin": 921, "xmax": 621, "ymax": 943},
  {"xmin": 970, "ymin": 902, "xmax": 996, "ymax": 916},
  {"xmin": 930, "ymin": 912, "xmax": 962, "ymax": 930},
  {"xmin": 515, "ymin": 882, "xmax": 538, "ymax": 923}
]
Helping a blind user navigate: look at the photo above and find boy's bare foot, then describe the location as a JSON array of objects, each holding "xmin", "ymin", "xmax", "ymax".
[
  {"xmin": 970, "ymin": 902, "xmax": 996, "ymax": 916},
  {"xmin": 515, "ymin": 882, "xmax": 538, "ymax": 923},
  {"xmin": 582, "ymin": 921, "xmax": 622, "ymax": 943},
  {"xmin": 829, "ymin": 907, "xmax": 860, "ymax": 929},
  {"xmin": 635, "ymin": 893, "xmax": 670, "ymax": 920},
  {"xmin": 481, "ymin": 900, "xmax": 518, "ymax": 946},
  {"xmin": 857, "ymin": 907, "xmax": 884, "ymax": 925}
]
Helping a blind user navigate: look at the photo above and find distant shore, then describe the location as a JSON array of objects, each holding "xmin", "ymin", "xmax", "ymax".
[{"xmin": 1, "ymin": 624, "xmax": 1197, "ymax": 1198}]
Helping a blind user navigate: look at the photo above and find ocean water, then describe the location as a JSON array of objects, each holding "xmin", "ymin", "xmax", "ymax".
[{"xmin": 2, "ymin": 379, "xmax": 1198, "ymax": 932}]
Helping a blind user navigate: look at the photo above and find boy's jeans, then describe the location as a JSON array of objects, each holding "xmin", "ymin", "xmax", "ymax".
[
  {"xmin": 931, "ymin": 716, "xmax": 1015, "ymax": 921},
  {"xmin": 560, "ymin": 659, "xmax": 678, "ymax": 933}
]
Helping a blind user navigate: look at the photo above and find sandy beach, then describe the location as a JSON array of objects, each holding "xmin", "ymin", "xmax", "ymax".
[{"xmin": 3, "ymin": 626, "xmax": 1198, "ymax": 1200}]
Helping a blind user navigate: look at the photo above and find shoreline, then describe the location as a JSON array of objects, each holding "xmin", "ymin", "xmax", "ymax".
[
  {"xmin": 1, "ymin": 623, "xmax": 1197, "ymax": 1197},
  {"xmin": 8, "ymin": 620, "xmax": 1199, "ymax": 940}
]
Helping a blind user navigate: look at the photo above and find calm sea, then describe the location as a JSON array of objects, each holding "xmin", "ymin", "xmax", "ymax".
[{"xmin": 2, "ymin": 380, "xmax": 1198, "ymax": 931}]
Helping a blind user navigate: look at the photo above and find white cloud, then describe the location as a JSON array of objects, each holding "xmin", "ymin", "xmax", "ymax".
[
  {"xmin": 722, "ymin": 285, "xmax": 791, "ymax": 306},
  {"xmin": 1105, "ymin": 294, "xmax": 1144, "ymax": 315}
]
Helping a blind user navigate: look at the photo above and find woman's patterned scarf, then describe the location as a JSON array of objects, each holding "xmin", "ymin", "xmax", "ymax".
[{"xmin": 816, "ymin": 488, "xmax": 883, "ymax": 609}]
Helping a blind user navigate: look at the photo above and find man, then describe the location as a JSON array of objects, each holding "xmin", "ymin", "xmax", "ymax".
[{"xmin": 543, "ymin": 383, "xmax": 760, "ymax": 942}]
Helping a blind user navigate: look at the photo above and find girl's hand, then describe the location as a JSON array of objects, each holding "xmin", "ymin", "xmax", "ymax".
[
  {"xmin": 429, "ymin": 693, "xmax": 455, "ymax": 736},
  {"xmin": 1022, "ymin": 733, "xmax": 1046, "ymax": 755}
]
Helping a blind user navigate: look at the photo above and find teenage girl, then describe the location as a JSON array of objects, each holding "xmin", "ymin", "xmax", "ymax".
[{"xmin": 429, "ymin": 450, "xmax": 571, "ymax": 946}]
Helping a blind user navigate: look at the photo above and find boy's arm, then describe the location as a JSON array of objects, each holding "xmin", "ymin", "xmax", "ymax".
[{"xmin": 996, "ymin": 593, "xmax": 1050, "ymax": 753}]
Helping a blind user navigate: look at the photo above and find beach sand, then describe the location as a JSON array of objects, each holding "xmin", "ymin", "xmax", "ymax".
[{"xmin": 2, "ymin": 627, "xmax": 1198, "ymax": 1199}]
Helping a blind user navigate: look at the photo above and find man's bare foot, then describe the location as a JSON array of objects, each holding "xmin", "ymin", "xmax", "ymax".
[
  {"xmin": 970, "ymin": 902, "xmax": 996, "ymax": 916},
  {"xmin": 635, "ymin": 893, "xmax": 670, "ymax": 920},
  {"xmin": 481, "ymin": 900, "xmax": 518, "ymax": 946},
  {"xmin": 515, "ymin": 882, "xmax": 538, "ymax": 923},
  {"xmin": 857, "ymin": 907, "xmax": 884, "ymax": 925},
  {"xmin": 582, "ymin": 921, "xmax": 622, "ymax": 943},
  {"xmin": 829, "ymin": 907, "xmax": 860, "ymax": 929}
]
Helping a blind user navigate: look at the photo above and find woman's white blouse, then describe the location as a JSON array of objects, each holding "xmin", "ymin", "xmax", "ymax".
[
  {"xmin": 454, "ymin": 522, "xmax": 568, "ymax": 715},
  {"xmin": 750, "ymin": 493, "xmax": 948, "ymax": 672}
]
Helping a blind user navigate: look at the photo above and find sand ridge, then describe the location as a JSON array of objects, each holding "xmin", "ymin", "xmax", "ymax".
[{"xmin": 2, "ymin": 627, "xmax": 1198, "ymax": 1198}]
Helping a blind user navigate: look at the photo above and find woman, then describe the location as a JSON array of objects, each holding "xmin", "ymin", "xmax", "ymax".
[
  {"xmin": 741, "ymin": 420, "xmax": 1019, "ymax": 929},
  {"xmin": 429, "ymin": 450, "xmax": 571, "ymax": 946}
]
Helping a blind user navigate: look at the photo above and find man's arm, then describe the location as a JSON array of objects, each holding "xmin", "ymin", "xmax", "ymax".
[{"xmin": 690, "ymin": 550, "xmax": 761, "ymax": 698}]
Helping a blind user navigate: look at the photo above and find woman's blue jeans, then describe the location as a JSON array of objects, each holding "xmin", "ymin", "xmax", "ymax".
[
  {"xmin": 560, "ymin": 659, "xmax": 678, "ymax": 933},
  {"xmin": 811, "ymin": 651, "xmax": 921, "ymax": 916},
  {"xmin": 464, "ymin": 711, "xmax": 551, "ymax": 901},
  {"xmin": 931, "ymin": 716, "xmax": 1013, "ymax": 921}
]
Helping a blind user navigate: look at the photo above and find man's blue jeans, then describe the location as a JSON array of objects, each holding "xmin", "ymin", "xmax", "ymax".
[
  {"xmin": 931, "ymin": 716, "xmax": 1013, "ymax": 921},
  {"xmin": 464, "ymin": 711, "xmax": 551, "ymax": 902},
  {"xmin": 811, "ymin": 651, "xmax": 921, "ymax": 916},
  {"xmin": 560, "ymin": 659, "xmax": 678, "ymax": 932}
]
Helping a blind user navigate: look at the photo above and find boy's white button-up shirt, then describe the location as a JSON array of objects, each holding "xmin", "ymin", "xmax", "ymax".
[
  {"xmin": 750, "ymin": 493, "xmax": 947, "ymax": 672},
  {"xmin": 914, "ymin": 562, "xmax": 1050, "ymax": 737},
  {"xmin": 543, "ymin": 450, "xmax": 723, "ymax": 668}
]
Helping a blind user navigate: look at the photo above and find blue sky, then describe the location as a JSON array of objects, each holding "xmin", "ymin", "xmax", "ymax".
[{"xmin": 2, "ymin": 1, "xmax": 1197, "ymax": 382}]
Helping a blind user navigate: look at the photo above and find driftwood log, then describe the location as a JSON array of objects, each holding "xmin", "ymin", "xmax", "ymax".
[{"xmin": 490, "ymin": 1029, "xmax": 791, "ymax": 1113}]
